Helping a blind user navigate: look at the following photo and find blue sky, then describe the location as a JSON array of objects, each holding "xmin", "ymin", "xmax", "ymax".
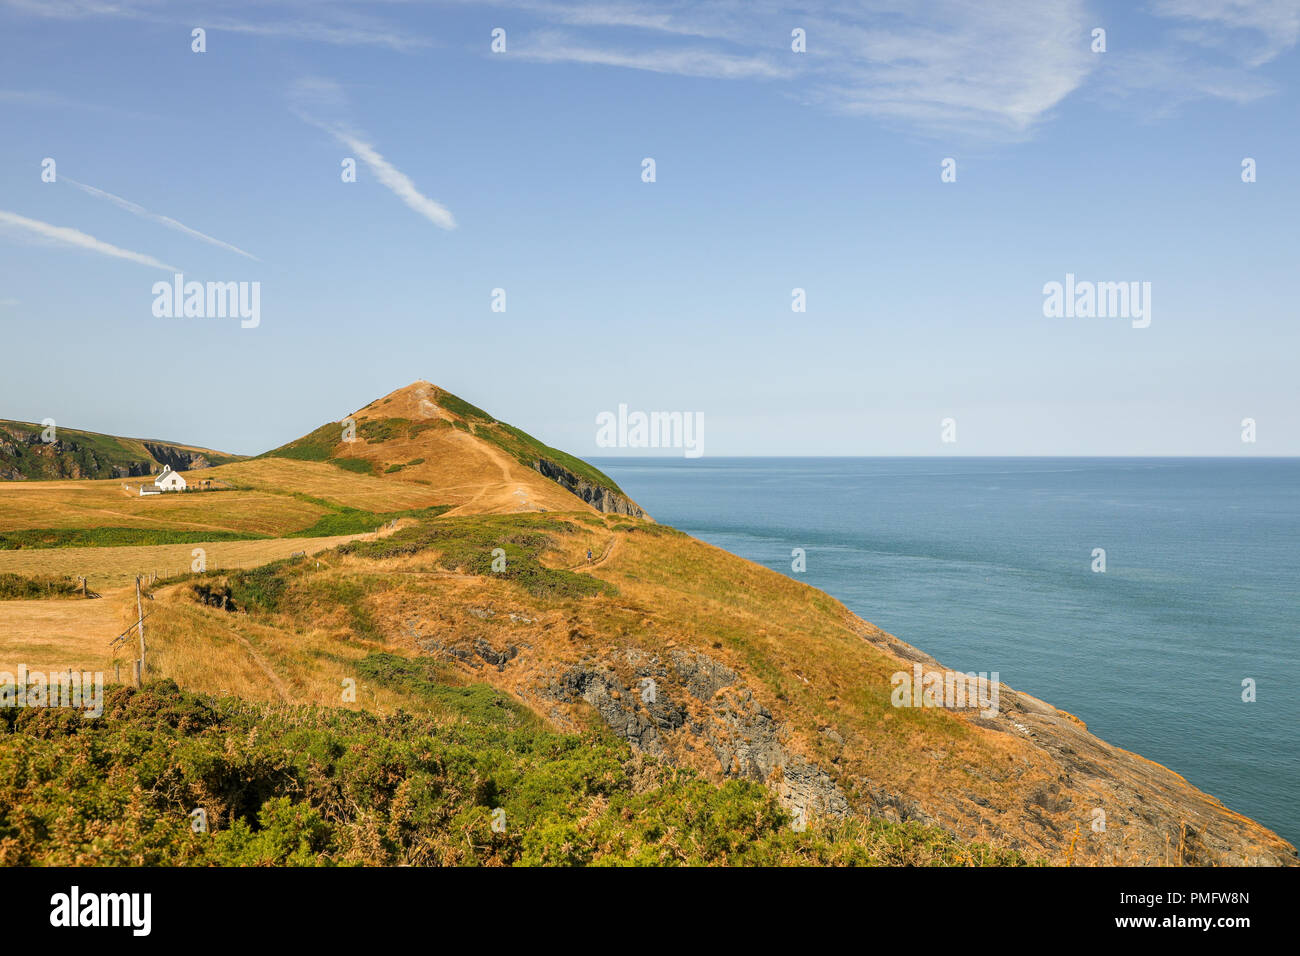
[{"xmin": 1, "ymin": 0, "xmax": 1296, "ymax": 457}]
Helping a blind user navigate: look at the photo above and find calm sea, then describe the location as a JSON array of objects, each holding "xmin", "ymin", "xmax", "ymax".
[{"xmin": 593, "ymin": 457, "xmax": 1299, "ymax": 845}]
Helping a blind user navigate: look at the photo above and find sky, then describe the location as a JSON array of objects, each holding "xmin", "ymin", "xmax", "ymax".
[{"xmin": 0, "ymin": 0, "xmax": 1297, "ymax": 457}]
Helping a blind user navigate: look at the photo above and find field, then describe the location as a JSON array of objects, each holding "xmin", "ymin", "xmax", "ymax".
[
  {"xmin": 0, "ymin": 530, "xmax": 384, "ymax": 591},
  {"xmin": 0, "ymin": 528, "xmax": 398, "ymax": 675},
  {"xmin": 0, "ymin": 461, "xmax": 449, "ymax": 539},
  {"xmin": 0, "ymin": 441, "xmax": 426, "ymax": 679}
]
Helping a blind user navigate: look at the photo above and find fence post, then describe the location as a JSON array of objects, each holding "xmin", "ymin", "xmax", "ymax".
[{"xmin": 135, "ymin": 576, "xmax": 147, "ymax": 682}]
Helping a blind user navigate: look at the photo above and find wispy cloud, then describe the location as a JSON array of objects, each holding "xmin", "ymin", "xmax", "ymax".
[
  {"xmin": 497, "ymin": 1, "xmax": 1097, "ymax": 138},
  {"xmin": 292, "ymin": 78, "xmax": 457, "ymax": 231},
  {"xmin": 8, "ymin": 0, "xmax": 1292, "ymax": 139},
  {"xmin": 1088, "ymin": 0, "xmax": 1299, "ymax": 113},
  {"xmin": 516, "ymin": 30, "xmax": 792, "ymax": 80},
  {"xmin": 486, "ymin": 0, "xmax": 1295, "ymax": 136},
  {"xmin": 0, "ymin": 209, "xmax": 178, "ymax": 271},
  {"xmin": 0, "ymin": 0, "xmax": 426, "ymax": 51},
  {"xmin": 0, "ymin": 298, "xmax": 18, "ymax": 308},
  {"xmin": 810, "ymin": 4, "xmax": 1095, "ymax": 137},
  {"xmin": 62, "ymin": 177, "xmax": 259, "ymax": 260},
  {"xmin": 1151, "ymin": 0, "xmax": 1300, "ymax": 66},
  {"xmin": 199, "ymin": 13, "xmax": 428, "ymax": 51}
]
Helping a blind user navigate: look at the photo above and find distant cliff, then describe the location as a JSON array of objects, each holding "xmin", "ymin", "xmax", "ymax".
[
  {"xmin": 534, "ymin": 458, "xmax": 648, "ymax": 518},
  {"xmin": 0, "ymin": 420, "xmax": 239, "ymax": 480}
]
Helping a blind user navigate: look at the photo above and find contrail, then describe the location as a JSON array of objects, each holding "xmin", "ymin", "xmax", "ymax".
[
  {"xmin": 62, "ymin": 176, "xmax": 260, "ymax": 260},
  {"xmin": 0, "ymin": 209, "xmax": 178, "ymax": 271},
  {"xmin": 296, "ymin": 110, "xmax": 456, "ymax": 230}
]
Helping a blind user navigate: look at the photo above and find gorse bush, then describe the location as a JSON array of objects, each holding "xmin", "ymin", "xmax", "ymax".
[
  {"xmin": 355, "ymin": 653, "xmax": 543, "ymax": 730},
  {"xmin": 0, "ymin": 572, "xmax": 85, "ymax": 599},
  {"xmin": 0, "ymin": 681, "xmax": 1033, "ymax": 867},
  {"xmin": 357, "ymin": 418, "xmax": 411, "ymax": 443}
]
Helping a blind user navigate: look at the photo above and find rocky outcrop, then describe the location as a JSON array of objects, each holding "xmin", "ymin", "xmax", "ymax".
[
  {"xmin": 0, "ymin": 421, "xmax": 223, "ymax": 480},
  {"xmin": 0, "ymin": 426, "xmax": 124, "ymax": 479},
  {"xmin": 846, "ymin": 618, "xmax": 1298, "ymax": 865},
  {"xmin": 533, "ymin": 459, "xmax": 648, "ymax": 518},
  {"xmin": 142, "ymin": 442, "xmax": 213, "ymax": 473},
  {"xmin": 546, "ymin": 647, "xmax": 849, "ymax": 819}
]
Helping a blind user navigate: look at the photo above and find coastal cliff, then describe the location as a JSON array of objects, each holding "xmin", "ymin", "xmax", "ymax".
[{"xmin": 534, "ymin": 458, "xmax": 648, "ymax": 518}]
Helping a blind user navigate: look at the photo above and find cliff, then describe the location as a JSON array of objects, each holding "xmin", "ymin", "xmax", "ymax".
[{"xmin": 0, "ymin": 420, "xmax": 237, "ymax": 480}]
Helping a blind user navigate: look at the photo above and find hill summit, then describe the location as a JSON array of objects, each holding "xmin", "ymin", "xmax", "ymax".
[{"xmin": 260, "ymin": 381, "xmax": 647, "ymax": 519}]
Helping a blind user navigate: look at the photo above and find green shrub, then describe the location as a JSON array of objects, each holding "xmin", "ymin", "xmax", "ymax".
[
  {"xmin": 358, "ymin": 418, "xmax": 411, "ymax": 444},
  {"xmin": 0, "ymin": 682, "xmax": 1034, "ymax": 867},
  {"xmin": 326, "ymin": 457, "xmax": 376, "ymax": 475},
  {"xmin": 0, "ymin": 527, "xmax": 265, "ymax": 551},
  {"xmin": 287, "ymin": 505, "xmax": 449, "ymax": 538},
  {"xmin": 0, "ymin": 572, "xmax": 84, "ymax": 599}
]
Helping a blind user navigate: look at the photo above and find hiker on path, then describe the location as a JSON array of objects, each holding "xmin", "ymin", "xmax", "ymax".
[{"xmin": 587, "ymin": 548, "xmax": 593, "ymax": 562}]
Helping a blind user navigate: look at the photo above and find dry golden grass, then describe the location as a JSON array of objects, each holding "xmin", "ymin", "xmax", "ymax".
[
  {"xmin": 141, "ymin": 592, "xmax": 420, "ymax": 714},
  {"xmin": 0, "ymin": 477, "xmax": 325, "ymax": 535},
  {"xmin": 0, "ymin": 532, "xmax": 374, "ymax": 591},
  {"xmin": 347, "ymin": 384, "xmax": 593, "ymax": 516},
  {"xmin": 0, "ymin": 433, "xmax": 585, "ymax": 547},
  {"xmin": 206, "ymin": 458, "xmax": 452, "ymax": 511},
  {"xmin": 0, "ymin": 529, "xmax": 396, "ymax": 678},
  {"xmin": 0, "ymin": 590, "xmax": 132, "ymax": 674}
]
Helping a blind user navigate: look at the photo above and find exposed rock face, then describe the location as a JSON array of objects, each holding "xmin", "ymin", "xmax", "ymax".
[
  {"xmin": 545, "ymin": 647, "xmax": 849, "ymax": 820},
  {"xmin": 0, "ymin": 423, "xmax": 221, "ymax": 480},
  {"xmin": 141, "ymin": 442, "xmax": 213, "ymax": 473},
  {"xmin": 0, "ymin": 427, "xmax": 127, "ymax": 479},
  {"xmin": 533, "ymin": 459, "xmax": 647, "ymax": 518}
]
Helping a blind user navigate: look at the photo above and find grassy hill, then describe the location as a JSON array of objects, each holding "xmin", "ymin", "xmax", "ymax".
[
  {"xmin": 0, "ymin": 420, "xmax": 240, "ymax": 481},
  {"xmin": 259, "ymin": 382, "xmax": 645, "ymax": 517}
]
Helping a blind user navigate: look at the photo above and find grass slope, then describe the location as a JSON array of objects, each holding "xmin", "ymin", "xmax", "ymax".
[{"xmin": 258, "ymin": 385, "xmax": 626, "ymax": 499}]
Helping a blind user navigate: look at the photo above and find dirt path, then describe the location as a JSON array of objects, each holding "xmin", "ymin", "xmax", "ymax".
[
  {"xmin": 228, "ymin": 625, "xmax": 292, "ymax": 702},
  {"xmin": 571, "ymin": 535, "xmax": 618, "ymax": 572},
  {"xmin": 145, "ymin": 581, "xmax": 292, "ymax": 701}
]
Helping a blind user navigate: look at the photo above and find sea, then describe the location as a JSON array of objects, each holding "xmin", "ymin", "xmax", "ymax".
[{"xmin": 593, "ymin": 457, "xmax": 1299, "ymax": 846}]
